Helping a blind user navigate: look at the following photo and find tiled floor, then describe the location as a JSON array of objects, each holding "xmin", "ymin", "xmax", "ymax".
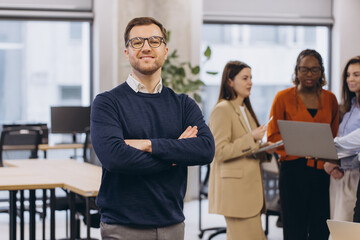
[{"xmin": 0, "ymin": 198, "xmax": 283, "ymax": 239}]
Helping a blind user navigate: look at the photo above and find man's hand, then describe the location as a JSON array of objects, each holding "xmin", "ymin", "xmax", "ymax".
[
  {"xmin": 330, "ymin": 168, "xmax": 344, "ymax": 179},
  {"xmin": 324, "ymin": 162, "xmax": 344, "ymax": 179},
  {"xmin": 178, "ymin": 126, "xmax": 198, "ymax": 139},
  {"xmin": 125, "ymin": 139, "xmax": 152, "ymax": 152}
]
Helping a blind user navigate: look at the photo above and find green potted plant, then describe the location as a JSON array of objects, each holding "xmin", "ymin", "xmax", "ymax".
[{"xmin": 161, "ymin": 32, "xmax": 216, "ymax": 103}]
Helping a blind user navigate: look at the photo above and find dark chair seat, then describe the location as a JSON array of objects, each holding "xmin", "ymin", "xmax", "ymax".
[{"xmin": 0, "ymin": 127, "xmax": 44, "ymax": 239}]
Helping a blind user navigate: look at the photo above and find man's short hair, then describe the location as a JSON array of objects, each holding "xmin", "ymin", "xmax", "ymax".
[{"xmin": 124, "ymin": 17, "xmax": 167, "ymax": 47}]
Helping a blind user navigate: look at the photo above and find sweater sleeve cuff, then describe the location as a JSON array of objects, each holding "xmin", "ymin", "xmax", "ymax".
[{"xmin": 150, "ymin": 139, "xmax": 168, "ymax": 157}]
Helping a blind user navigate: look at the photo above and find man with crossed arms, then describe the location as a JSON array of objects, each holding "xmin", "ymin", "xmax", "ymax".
[{"xmin": 91, "ymin": 17, "xmax": 215, "ymax": 240}]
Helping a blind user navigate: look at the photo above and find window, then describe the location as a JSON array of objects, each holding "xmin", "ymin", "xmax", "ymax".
[
  {"xmin": 0, "ymin": 20, "xmax": 90, "ymax": 125},
  {"xmin": 201, "ymin": 24, "xmax": 330, "ymax": 126}
]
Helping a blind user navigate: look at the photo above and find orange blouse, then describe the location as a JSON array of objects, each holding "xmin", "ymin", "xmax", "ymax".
[{"xmin": 267, "ymin": 87, "xmax": 339, "ymax": 169}]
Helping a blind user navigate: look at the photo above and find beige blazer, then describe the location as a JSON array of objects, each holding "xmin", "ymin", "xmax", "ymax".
[{"xmin": 208, "ymin": 99, "xmax": 268, "ymax": 218}]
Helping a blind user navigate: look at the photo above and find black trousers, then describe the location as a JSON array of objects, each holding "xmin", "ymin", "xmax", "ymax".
[
  {"xmin": 279, "ymin": 158, "xmax": 330, "ymax": 240},
  {"xmin": 353, "ymin": 177, "xmax": 360, "ymax": 222}
]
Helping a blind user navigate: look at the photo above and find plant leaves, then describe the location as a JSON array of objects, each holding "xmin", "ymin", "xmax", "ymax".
[
  {"xmin": 191, "ymin": 66, "xmax": 200, "ymax": 75},
  {"xmin": 194, "ymin": 93, "xmax": 202, "ymax": 103},
  {"xmin": 204, "ymin": 46, "xmax": 211, "ymax": 60},
  {"xmin": 206, "ymin": 71, "xmax": 218, "ymax": 75},
  {"xmin": 167, "ymin": 31, "xmax": 171, "ymax": 43},
  {"xmin": 169, "ymin": 50, "xmax": 178, "ymax": 58},
  {"xmin": 161, "ymin": 40, "xmax": 210, "ymax": 103}
]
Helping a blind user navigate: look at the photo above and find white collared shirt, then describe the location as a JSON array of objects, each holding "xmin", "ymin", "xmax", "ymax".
[
  {"xmin": 239, "ymin": 105, "xmax": 252, "ymax": 131},
  {"xmin": 126, "ymin": 74, "xmax": 163, "ymax": 94},
  {"xmin": 335, "ymin": 128, "xmax": 360, "ymax": 169}
]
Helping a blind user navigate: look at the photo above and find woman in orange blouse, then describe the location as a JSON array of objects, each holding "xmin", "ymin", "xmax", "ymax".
[{"xmin": 267, "ymin": 49, "xmax": 339, "ymax": 240}]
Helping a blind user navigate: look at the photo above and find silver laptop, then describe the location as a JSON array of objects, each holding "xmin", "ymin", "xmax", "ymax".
[
  {"xmin": 277, "ymin": 120, "xmax": 338, "ymax": 160},
  {"xmin": 327, "ymin": 220, "xmax": 360, "ymax": 240}
]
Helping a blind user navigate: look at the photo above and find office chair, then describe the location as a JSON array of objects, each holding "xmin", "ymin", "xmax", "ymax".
[
  {"xmin": 198, "ymin": 164, "xmax": 226, "ymax": 240},
  {"xmin": 0, "ymin": 127, "xmax": 43, "ymax": 239},
  {"xmin": 0, "ymin": 127, "xmax": 42, "ymax": 166},
  {"xmin": 261, "ymin": 154, "xmax": 282, "ymax": 235},
  {"xmin": 83, "ymin": 127, "xmax": 101, "ymax": 167}
]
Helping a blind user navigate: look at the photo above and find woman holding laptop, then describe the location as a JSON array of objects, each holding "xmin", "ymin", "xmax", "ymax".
[
  {"xmin": 208, "ymin": 61, "xmax": 272, "ymax": 239},
  {"xmin": 267, "ymin": 49, "xmax": 339, "ymax": 240},
  {"xmin": 323, "ymin": 56, "xmax": 360, "ymax": 222}
]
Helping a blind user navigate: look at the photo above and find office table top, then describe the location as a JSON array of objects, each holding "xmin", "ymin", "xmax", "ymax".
[
  {"xmin": 0, "ymin": 159, "xmax": 101, "ymax": 197},
  {"xmin": 0, "ymin": 167, "xmax": 63, "ymax": 191},
  {"xmin": 39, "ymin": 143, "xmax": 84, "ymax": 150},
  {"xmin": 3, "ymin": 143, "xmax": 84, "ymax": 151}
]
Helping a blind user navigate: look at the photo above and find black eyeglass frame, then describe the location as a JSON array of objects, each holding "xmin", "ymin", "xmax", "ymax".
[
  {"xmin": 126, "ymin": 36, "xmax": 167, "ymax": 49},
  {"xmin": 297, "ymin": 66, "xmax": 322, "ymax": 74}
]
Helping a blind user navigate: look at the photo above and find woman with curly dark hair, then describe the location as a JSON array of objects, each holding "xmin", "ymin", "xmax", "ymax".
[{"xmin": 267, "ymin": 49, "xmax": 339, "ymax": 240}]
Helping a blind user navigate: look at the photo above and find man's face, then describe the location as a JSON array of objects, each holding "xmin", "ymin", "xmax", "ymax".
[{"xmin": 125, "ymin": 24, "xmax": 168, "ymax": 76}]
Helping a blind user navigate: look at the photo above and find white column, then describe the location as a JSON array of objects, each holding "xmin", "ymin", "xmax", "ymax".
[
  {"xmin": 331, "ymin": 0, "xmax": 360, "ymax": 99},
  {"xmin": 93, "ymin": 0, "xmax": 119, "ymax": 95}
]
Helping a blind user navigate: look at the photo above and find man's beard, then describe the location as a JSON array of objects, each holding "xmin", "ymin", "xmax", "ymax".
[{"xmin": 132, "ymin": 59, "xmax": 164, "ymax": 75}]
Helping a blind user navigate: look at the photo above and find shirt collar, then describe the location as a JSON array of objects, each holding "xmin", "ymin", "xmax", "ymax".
[
  {"xmin": 351, "ymin": 97, "xmax": 357, "ymax": 105},
  {"xmin": 126, "ymin": 74, "xmax": 163, "ymax": 94}
]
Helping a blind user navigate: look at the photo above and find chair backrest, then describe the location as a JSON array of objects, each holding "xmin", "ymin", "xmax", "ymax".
[
  {"xmin": 0, "ymin": 127, "xmax": 42, "ymax": 167},
  {"xmin": 261, "ymin": 154, "xmax": 280, "ymax": 209},
  {"xmin": 83, "ymin": 127, "xmax": 101, "ymax": 166},
  {"xmin": 199, "ymin": 164, "xmax": 210, "ymax": 197}
]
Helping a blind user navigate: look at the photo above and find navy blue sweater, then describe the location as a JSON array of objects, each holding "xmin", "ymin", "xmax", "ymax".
[{"xmin": 91, "ymin": 82, "xmax": 215, "ymax": 227}]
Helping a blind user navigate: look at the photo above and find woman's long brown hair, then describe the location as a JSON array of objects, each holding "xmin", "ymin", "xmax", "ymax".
[
  {"xmin": 218, "ymin": 61, "xmax": 260, "ymax": 126},
  {"xmin": 340, "ymin": 56, "xmax": 360, "ymax": 118}
]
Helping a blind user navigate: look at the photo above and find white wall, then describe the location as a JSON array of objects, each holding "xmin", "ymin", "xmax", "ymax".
[
  {"xmin": 331, "ymin": 0, "xmax": 360, "ymax": 100},
  {"xmin": 92, "ymin": 0, "xmax": 118, "ymax": 95}
]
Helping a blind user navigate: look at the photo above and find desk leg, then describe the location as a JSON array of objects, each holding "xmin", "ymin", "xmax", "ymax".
[
  {"xmin": 86, "ymin": 197, "xmax": 91, "ymax": 240},
  {"xmin": 50, "ymin": 189, "xmax": 56, "ymax": 240},
  {"xmin": 69, "ymin": 192, "xmax": 76, "ymax": 240},
  {"xmin": 20, "ymin": 190, "xmax": 25, "ymax": 240},
  {"xmin": 42, "ymin": 189, "xmax": 47, "ymax": 240},
  {"xmin": 9, "ymin": 190, "xmax": 17, "ymax": 240},
  {"xmin": 43, "ymin": 150, "xmax": 47, "ymax": 159},
  {"xmin": 29, "ymin": 190, "xmax": 36, "ymax": 240}
]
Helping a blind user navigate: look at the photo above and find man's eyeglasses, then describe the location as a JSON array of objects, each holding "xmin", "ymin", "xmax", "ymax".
[
  {"xmin": 126, "ymin": 36, "xmax": 166, "ymax": 49},
  {"xmin": 297, "ymin": 66, "xmax": 322, "ymax": 74}
]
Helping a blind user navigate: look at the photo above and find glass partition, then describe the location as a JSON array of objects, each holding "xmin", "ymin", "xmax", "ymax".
[{"xmin": 201, "ymin": 24, "xmax": 330, "ymax": 125}]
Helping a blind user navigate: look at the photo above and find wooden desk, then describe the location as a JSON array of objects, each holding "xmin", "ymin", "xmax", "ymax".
[
  {"xmin": 39, "ymin": 144, "xmax": 84, "ymax": 159},
  {"xmin": 0, "ymin": 166, "xmax": 62, "ymax": 240},
  {"xmin": 38, "ymin": 143, "xmax": 84, "ymax": 151},
  {"xmin": 6, "ymin": 159, "xmax": 101, "ymax": 197},
  {"xmin": 1, "ymin": 159, "xmax": 101, "ymax": 240},
  {"xmin": 3, "ymin": 143, "xmax": 84, "ymax": 158}
]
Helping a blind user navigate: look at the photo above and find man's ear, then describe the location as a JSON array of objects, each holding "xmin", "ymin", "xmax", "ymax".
[
  {"xmin": 124, "ymin": 48, "xmax": 129, "ymax": 61},
  {"xmin": 164, "ymin": 46, "xmax": 169, "ymax": 60}
]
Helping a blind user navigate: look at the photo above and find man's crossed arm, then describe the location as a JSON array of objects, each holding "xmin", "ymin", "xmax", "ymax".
[{"xmin": 124, "ymin": 126, "xmax": 198, "ymax": 152}]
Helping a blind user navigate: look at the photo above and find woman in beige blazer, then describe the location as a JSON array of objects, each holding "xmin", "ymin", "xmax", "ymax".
[{"xmin": 208, "ymin": 61, "xmax": 271, "ymax": 240}]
